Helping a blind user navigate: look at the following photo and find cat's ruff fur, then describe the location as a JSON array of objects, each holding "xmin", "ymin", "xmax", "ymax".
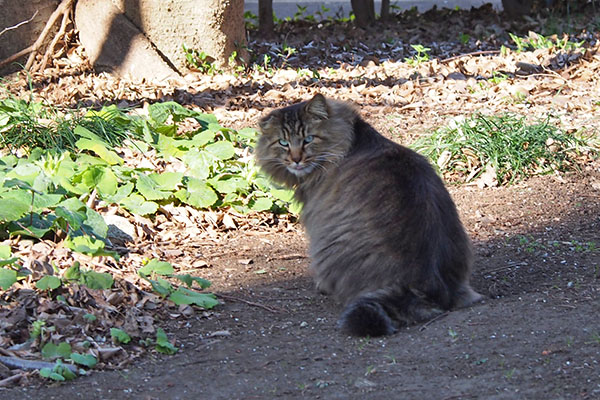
[{"xmin": 256, "ymin": 94, "xmax": 482, "ymax": 337}]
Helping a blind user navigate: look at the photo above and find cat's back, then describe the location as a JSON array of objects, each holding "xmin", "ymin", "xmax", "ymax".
[
  {"xmin": 301, "ymin": 117, "xmax": 472, "ymax": 303},
  {"xmin": 303, "ymin": 118, "xmax": 446, "ymax": 212},
  {"xmin": 301, "ymin": 116, "xmax": 466, "ymax": 259}
]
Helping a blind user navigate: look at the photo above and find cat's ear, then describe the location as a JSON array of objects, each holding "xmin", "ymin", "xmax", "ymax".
[
  {"xmin": 304, "ymin": 94, "xmax": 329, "ymax": 120},
  {"xmin": 259, "ymin": 111, "xmax": 280, "ymax": 132}
]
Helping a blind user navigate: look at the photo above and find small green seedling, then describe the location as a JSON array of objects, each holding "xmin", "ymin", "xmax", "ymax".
[
  {"xmin": 155, "ymin": 328, "xmax": 178, "ymax": 354},
  {"xmin": 110, "ymin": 328, "xmax": 131, "ymax": 344},
  {"xmin": 404, "ymin": 44, "xmax": 431, "ymax": 66},
  {"xmin": 39, "ymin": 360, "xmax": 77, "ymax": 381}
]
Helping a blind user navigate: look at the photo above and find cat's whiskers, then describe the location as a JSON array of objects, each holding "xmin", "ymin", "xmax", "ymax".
[
  {"xmin": 312, "ymin": 154, "xmax": 343, "ymax": 167},
  {"xmin": 308, "ymin": 160, "xmax": 328, "ymax": 174}
]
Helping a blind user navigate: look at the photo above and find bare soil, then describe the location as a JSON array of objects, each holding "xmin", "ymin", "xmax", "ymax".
[
  {"xmin": 4, "ymin": 170, "xmax": 600, "ymax": 399},
  {"xmin": 2, "ymin": 5, "xmax": 600, "ymax": 399}
]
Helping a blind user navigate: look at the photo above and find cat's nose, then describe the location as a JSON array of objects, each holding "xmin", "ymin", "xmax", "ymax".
[{"xmin": 289, "ymin": 149, "xmax": 303, "ymax": 163}]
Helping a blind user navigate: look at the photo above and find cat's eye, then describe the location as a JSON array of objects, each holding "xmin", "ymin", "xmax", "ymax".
[
  {"xmin": 303, "ymin": 135, "xmax": 314, "ymax": 144},
  {"xmin": 278, "ymin": 139, "xmax": 289, "ymax": 147}
]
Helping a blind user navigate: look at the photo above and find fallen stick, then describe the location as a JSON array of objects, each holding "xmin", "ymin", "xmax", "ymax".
[
  {"xmin": 218, "ymin": 293, "xmax": 286, "ymax": 313},
  {"xmin": 266, "ymin": 253, "xmax": 307, "ymax": 261},
  {"xmin": 0, "ymin": 45, "xmax": 36, "ymax": 67},
  {"xmin": 441, "ymin": 50, "xmax": 501, "ymax": 64},
  {"xmin": 0, "ymin": 355, "xmax": 78, "ymax": 373},
  {"xmin": 419, "ymin": 311, "xmax": 450, "ymax": 331},
  {"xmin": 0, "ymin": 373, "xmax": 24, "ymax": 387},
  {"xmin": 0, "ymin": 10, "xmax": 38, "ymax": 38}
]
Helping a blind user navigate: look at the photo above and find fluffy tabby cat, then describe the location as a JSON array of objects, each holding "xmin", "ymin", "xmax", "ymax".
[{"xmin": 256, "ymin": 94, "xmax": 482, "ymax": 337}]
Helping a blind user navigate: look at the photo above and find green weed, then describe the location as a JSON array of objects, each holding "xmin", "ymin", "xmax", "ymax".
[
  {"xmin": 412, "ymin": 113, "xmax": 597, "ymax": 185},
  {"xmin": 228, "ymin": 50, "xmax": 247, "ymax": 74},
  {"xmin": 357, "ymin": 336, "xmax": 371, "ymax": 350},
  {"xmin": 488, "ymin": 71, "xmax": 508, "ymax": 85},
  {"xmin": 183, "ymin": 44, "xmax": 220, "ymax": 75},
  {"xmin": 39, "ymin": 360, "xmax": 77, "ymax": 381},
  {"xmin": 448, "ymin": 327, "xmax": 459, "ymax": 342},
  {"xmin": 516, "ymin": 235, "xmax": 545, "ymax": 253},
  {"xmin": 293, "ymin": 5, "xmax": 313, "ymax": 21},
  {"xmin": 404, "ymin": 44, "xmax": 431, "ymax": 66},
  {"xmin": 277, "ymin": 43, "xmax": 297, "ymax": 68},
  {"xmin": 459, "ymin": 33, "xmax": 470, "ymax": 45},
  {"xmin": 0, "ymin": 98, "xmax": 134, "ymax": 152},
  {"xmin": 154, "ymin": 327, "xmax": 178, "ymax": 354},
  {"xmin": 569, "ymin": 240, "xmax": 598, "ymax": 253},
  {"xmin": 244, "ymin": 10, "xmax": 258, "ymax": 30},
  {"xmin": 30, "ymin": 319, "xmax": 47, "ymax": 340},
  {"xmin": 315, "ymin": 5, "xmax": 331, "ymax": 21},
  {"xmin": 508, "ymin": 31, "xmax": 584, "ymax": 53},
  {"xmin": 138, "ymin": 259, "xmax": 218, "ymax": 309}
]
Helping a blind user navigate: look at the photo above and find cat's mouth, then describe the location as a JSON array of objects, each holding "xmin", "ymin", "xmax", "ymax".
[{"xmin": 287, "ymin": 163, "xmax": 314, "ymax": 177}]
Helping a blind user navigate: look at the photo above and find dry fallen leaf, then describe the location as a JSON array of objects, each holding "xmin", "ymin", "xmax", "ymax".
[{"xmin": 475, "ymin": 164, "xmax": 498, "ymax": 189}]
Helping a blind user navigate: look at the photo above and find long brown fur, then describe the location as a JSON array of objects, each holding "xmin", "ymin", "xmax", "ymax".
[{"xmin": 256, "ymin": 94, "xmax": 482, "ymax": 336}]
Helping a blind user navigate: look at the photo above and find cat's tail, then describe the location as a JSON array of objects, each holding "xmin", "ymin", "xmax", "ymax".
[{"xmin": 337, "ymin": 288, "xmax": 445, "ymax": 337}]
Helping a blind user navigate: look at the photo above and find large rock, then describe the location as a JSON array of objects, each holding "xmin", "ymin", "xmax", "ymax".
[{"xmin": 75, "ymin": 0, "xmax": 179, "ymax": 81}]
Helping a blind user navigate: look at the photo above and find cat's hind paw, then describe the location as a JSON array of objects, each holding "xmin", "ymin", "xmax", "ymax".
[{"xmin": 338, "ymin": 298, "xmax": 397, "ymax": 337}]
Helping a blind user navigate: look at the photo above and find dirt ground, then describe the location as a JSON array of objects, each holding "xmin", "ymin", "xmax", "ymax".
[
  {"xmin": 4, "ymin": 169, "xmax": 599, "ymax": 399},
  {"xmin": 2, "ymin": 5, "xmax": 600, "ymax": 400}
]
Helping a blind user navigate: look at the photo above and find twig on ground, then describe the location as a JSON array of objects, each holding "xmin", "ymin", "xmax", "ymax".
[
  {"xmin": 0, "ymin": 373, "xmax": 24, "ymax": 387},
  {"xmin": 0, "ymin": 10, "xmax": 39, "ymax": 38},
  {"xmin": 441, "ymin": 50, "xmax": 501, "ymax": 63},
  {"xmin": 266, "ymin": 253, "xmax": 306, "ymax": 261},
  {"xmin": 218, "ymin": 293, "xmax": 286, "ymax": 313},
  {"xmin": 482, "ymin": 262, "xmax": 528, "ymax": 275},
  {"xmin": 86, "ymin": 188, "xmax": 98, "ymax": 209},
  {"xmin": 419, "ymin": 311, "xmax": 450, "ymax": 331},
  {"xmin": 0, "ymin": 45, "xmax": 35, "ymax": 68},
  {"xmin": 0, "ymin": 355, "xmax": 78, "ymax": 373}
]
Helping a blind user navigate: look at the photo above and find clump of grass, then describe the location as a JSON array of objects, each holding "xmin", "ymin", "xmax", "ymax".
[
  {"xmin": 412, "ymin": 113, "xmax": 597, "ymax": 185},
  {"xmin": 0, "ymin": 97, "xmax": 137, "ymax": 152},
  {"xmin": 507, "ymin": 31, "xmax": 584, "ymax": 53}
]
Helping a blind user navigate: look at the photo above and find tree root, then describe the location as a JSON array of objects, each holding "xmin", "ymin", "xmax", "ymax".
[{"xmin": 0, "ymin": 0, "xmax": 74, "ymax": 72}]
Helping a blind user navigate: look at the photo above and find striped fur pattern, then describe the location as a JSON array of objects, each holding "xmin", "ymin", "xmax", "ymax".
[{"xmin": 256, "ymin": 94, "xmax": 482, "ymax": 336}]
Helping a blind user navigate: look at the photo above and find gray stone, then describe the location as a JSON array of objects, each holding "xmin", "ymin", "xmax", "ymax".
[{"xmin": 104, "ymin": 214, "xmax": 136, "ymax": 245}]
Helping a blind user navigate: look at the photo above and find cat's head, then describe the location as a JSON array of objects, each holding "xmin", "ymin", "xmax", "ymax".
[{"xmin": 255, "ymin": 94, "xmax": 356, "ymax": 187}]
